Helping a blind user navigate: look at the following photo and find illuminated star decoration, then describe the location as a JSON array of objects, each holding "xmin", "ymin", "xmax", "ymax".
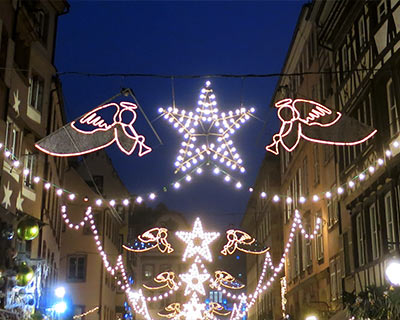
[
  {"xmin": 159, "ymin": 81, "xmax": 255, "ymax": 187},
  {"xmin": 180, "ymin": 263, "xmax": 210, "ymax": 296},
  {"xmin": 2, "ymin": 182, "xmax": 12, "ymax": 209},
  {"xmin": 181, "ymin": 293, "xmax": 205, "ymax": 320},
  {"xmin": 16, "ymin": 191, "xmax": 24, "ymax": 211},
  {"xmin": 176, "ymin": 217, "xmax": 219, "ymax": 262},
  {"xmin": 13, "ymin": 90, "xmax": 20, "ymax": 115}
]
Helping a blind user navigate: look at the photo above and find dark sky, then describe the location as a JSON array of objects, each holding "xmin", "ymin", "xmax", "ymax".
[{"xmin": 55, "ymin": 1, "xmax": 306, "ymax": 228}]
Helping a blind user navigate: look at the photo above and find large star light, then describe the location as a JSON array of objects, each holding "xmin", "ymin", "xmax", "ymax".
[
  {"xmin": 176, "ymin": 217, "xmax": 219, "ymax": 262},
  {"xmin": 180, "ymin": 263, "xmax": 210, "ymax": 296},
  {"xmin": 159, "ymin": 81, "xmax": 255, "ymax": 186}
]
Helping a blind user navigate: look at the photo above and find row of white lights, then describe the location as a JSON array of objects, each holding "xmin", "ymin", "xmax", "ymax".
[
  {"xmin": 250, "ymin": 152, "xmax": 391, "ymax": 205},
  {"xmin": 60, "ymin": 205, "xmax": 155, "ymax": 320}
]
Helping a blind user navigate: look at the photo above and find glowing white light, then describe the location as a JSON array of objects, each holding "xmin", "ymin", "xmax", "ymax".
[
  {"xmin": 175, "ymin": 217, "xmax": 219, "ymax": 262},
  {"xmin": 337, "ymin": 187, "xmax": 344, "ymax": 194},
  {"xmin": 261, "ymin": 192, "xmax": 267, "ymax": 198},
  {"xmin": 369, "ymin": 166, "xmax": 375, "ymax": 173},
  {"xmin": 54, "ymin": 302, "xmax": 67, "ymax": 314},
  {"xmin": 359, "ymin": 173, "xmax": 366, "ymax": 181},
  {"xmin": 45, "ymin": 182, "xmax": 51, "ymax": 189},
  {"xmin": 109, "ymin": 200, "xmax": 116, "ymax": 207},
  {"xmin": 325, "ymin": 191, "xmax": 332, "ymax": 198},
  {"xmin": 286, "ymin": 197, "xmax": 292, "ymax": 204},
  {"xmin": 386, "ymin": 260, "xmax": 400, "ymax": 286},
  {"xmin": 13, "ymin": 160, "xmax": 20, "ymax": 167},
  {"xmin": 386, "ymin": 149, "xmax": 392, "ymax": 157},
  {"xmin": 224, "ymin": 175, "xmax": 231, "ymax": 182},
  {"xmin": 96, "ymin": 199, "xmax": 102, "ymax": 206},
  {"xmin": 174, "ymin": 182, "xmax": 181, "ymax": 189},
  {"xmin": 378, "ymin": 158, "xmax": 384, "ymax": 166},
  {"xmin": 33, "ymin": 177, "xmax": 40, "ymax": 183},
  {"xmin": 149, "ymin": 193, "xmax": 156, "ymax": 200},
  {"xmin": 394, "ymin": 141, "xmax": 399, "ymax": 148},
  {"xmin": 299, "ymin": 196, "xmax": 306, "ymax": 203},
  {"xmin": 123, "ymin": 199, "xmax": 130, "ymax": 206},
  {"xmin": 136, "ymin": 196, "xmax": 143, "ymax": 204},
  {"xmin": 56, "ymin": 189, "xmax": 63, "ymax": 196},
  {"xmin": 68, "ymin": 193, "xmax": 76, "ymax": 200},
  {"xmin": 196, "ymin": 167, "xmax": 202, "ymax": 174},
  {"xmin": 235, "ymin": 182, "xmax": 242, "ymax": 189},
  {"xmin": 312, "ymin": 195, "xmax": 319, "ymax": 202},
  {"xmin": 249, "ymin": 187, "xmax": 253, "ymax": 192},
  {"xmin": 273, "ymin": 195, "xmax": 280, "ymax": 202},
  {"xmin": 213, "ymin": 167, "xmax": 220, "ymax": 175},
  {"xmin": 349, "ymin": 181, "xmax": 355, "ymax": 188},
  {"xmin": 23, "ymin": 168, "xmax": 30, "ymax": 176},
  {"xmin": 54, "ymin": 286, "xmax": 66, "ymax": 298}
]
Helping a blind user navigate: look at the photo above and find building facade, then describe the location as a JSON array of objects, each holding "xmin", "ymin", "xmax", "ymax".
[
  {"xmin": 242, "ymin": 153, "xmax": 283, "ymax": 320},
  {"xmin": 0, "ymin": 0, "xmax": 69, "ymax": 318},
  {"xmin": 319, "ymin": 0, "xmax": 400, "ymax": 310},
  {"xmin": 246, "ymin": 1, "xmax": 400, "ymax": 320},
  {"xmin": 60, "ymin": 151, "xmax": 133, "ymax": 320}
]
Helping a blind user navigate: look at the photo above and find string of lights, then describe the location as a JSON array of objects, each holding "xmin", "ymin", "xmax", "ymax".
[
  {"xmin": 0, "ymin": 136, "xmax": 392, "ymax": 212},
  {"xmin": 72, "ymin": 306, "xmax": 99, "ymax": 319}
]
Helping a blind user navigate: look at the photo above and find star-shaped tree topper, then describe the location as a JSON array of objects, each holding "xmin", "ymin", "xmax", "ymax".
[
  {"xmin": 176, "ymin": 217, "xmax": 219, "ymax": 262},
  {"xmin": 159, "ymin": 81, "xmax": 255, "ymax": 185},
  {"xmin": 180, "ymin": 263, "xmax": 210, "ymax": 296}
]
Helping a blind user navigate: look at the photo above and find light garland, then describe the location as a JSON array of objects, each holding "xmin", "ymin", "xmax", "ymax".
[
  {"xmin": 281, "ymin": 276, "xmax": 287, "ymax": 319},
  {"xmin": 160, "ymin": 81, "xmax": 255, "ymax": 185},
  {"xmin": 58, "ymin": 204, "xmax": 325, "ymax": 320},
  {"xmin": 0, "ymin": 130, "xmax": 393, "ymax": 213},
  {"xmin": 73, "ymin": 306, "xmax": 99, "ymax": 319}
]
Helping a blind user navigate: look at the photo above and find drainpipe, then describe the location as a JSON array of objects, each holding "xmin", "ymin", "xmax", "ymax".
[{"xmin": 99, "ymin": 210, "xmax": 106, "ymax": 319}]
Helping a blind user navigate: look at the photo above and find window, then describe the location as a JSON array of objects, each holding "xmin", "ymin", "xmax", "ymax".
[
  {"xmin": 369, "ymin": 203, "xmax": 380, "ymax": 260},
  {"xmin": 316, "ymin": 213, "xmax": 324, "ymax": 261},
  {"xmin": 358, "ymin": 16, "xmax": 366, "ymax": 49},
  {"xmin": 28, "ymin": 73, "xmax": 44, "ymax": 112},
  {"xmin": 34, "ymin": 9, "xmax": 49, "ymax": 44},
  {"xmin": 377, "ymin": 0, "xmax": 387, "ymax": 24},
  {"xmin": 143, "ymin": 264, "xmax": 154, "ymax": 280},
  {"xmin": 328, "ymin": 196, "xmax": 339, "ymax": 227},
  {"xmin": 24, "ymin": 152, "xmax": 36, "ymax": 188},
  {"xmin": 356, "ymin": 213, "xmax": 365, "ymax": 266},
  {"xmin": 387, "ymin": 79, "xmax": 399, "ymax": 137},
  {"xmin": 384, "ymin": 191, "xmax": 396, "ymax": 251},
  {"xmin": 330, "ymin": 259, "xmax": 337, "ymax": 301},
  {"xmin": 5, "ymin": 121, "xmax": 19, "ymax": 158},
  {"xmin": 313, "ymin": 144, "xmax": 320, "ymax": 185},
  {"xmin": 67, "ymin": 255, "xmax": 87, "ymax": 282}
]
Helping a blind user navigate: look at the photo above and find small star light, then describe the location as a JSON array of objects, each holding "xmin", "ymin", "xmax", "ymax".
[
  {"xmin": 176, "ymin": 217, "xmax": 219, "ymax": 262},
  {"xmin": 180, "ymin": 263, "xmax": 210, "ymax": 296},
  {"xmin": 159, "ymin": 81, "xmax": 255, "ymax": 183},
  {"xmin": 181, "ymin": 293, "xmax": 205, "ymax": 320}
]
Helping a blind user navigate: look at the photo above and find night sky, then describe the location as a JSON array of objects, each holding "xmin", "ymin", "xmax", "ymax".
[{"xmin": 55, "ymin": 1, "xmax": 305, "ymax": 228}]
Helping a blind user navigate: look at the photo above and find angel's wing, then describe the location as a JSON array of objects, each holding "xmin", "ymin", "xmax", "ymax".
[
  {"xmin": 294, "ymin": 99, "xmax": 342, "ymax": 127},
  {"xmin": 71, "ymin": 103, "xmax": 120, "ymax": 133}
]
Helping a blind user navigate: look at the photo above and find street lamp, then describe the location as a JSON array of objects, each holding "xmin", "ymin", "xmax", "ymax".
[
  {"xmin": 305, "ymin": 315, "xmax": 318, "ymax": 320},
  {"xmin": 386, "ymin": 259, "xmax": 400, "ymax": 286}
]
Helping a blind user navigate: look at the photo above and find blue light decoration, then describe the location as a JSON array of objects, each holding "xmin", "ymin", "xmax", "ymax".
[{"xmin": 124, "ymin": 301, "xmax": 133, "ymax": 320}]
